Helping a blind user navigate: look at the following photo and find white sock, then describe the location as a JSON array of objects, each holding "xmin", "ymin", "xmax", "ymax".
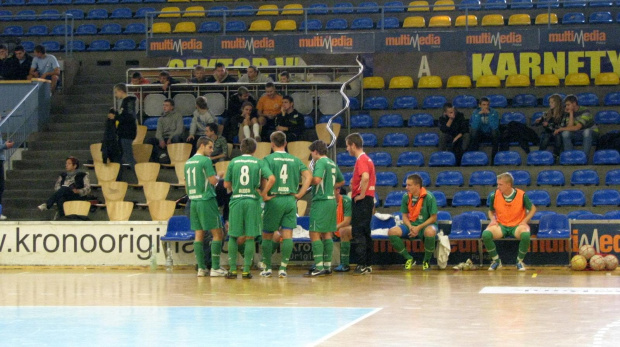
[
  {"xmin": 252, "ymin": 123, "xmax": 260, "ymax": 138},
  {"xmin": 243, "ymin": 125, "xmax": 250, "ymax": 139}
]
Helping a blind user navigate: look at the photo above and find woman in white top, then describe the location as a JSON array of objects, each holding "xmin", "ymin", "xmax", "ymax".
[{"xmin": 187, "ymin": 96, "xmax": 216, "ymax": 150}]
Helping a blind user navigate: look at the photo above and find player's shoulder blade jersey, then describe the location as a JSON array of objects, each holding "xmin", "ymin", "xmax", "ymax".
[
  {"xmin": 265, "ymin": 151, "xmax": 307, "ymax": 195},
  {"xmin": 312, "ymin": 157, "xmax": 340, "ymax": 201},
  {"xmin": 184, "ymin": 154, "xmax": 216, "ymax": 200},
  {"xmin": 226, "ymin": 155, "xmax": 264, "ymax": 200}
]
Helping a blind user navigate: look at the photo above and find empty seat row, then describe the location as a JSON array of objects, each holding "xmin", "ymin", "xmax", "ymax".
[
  {"xmin": 17, "ymin": 39, "xmax": 145, "ymax": 52},
  {"xmin": 1, "ymin": 0, "xmax": 166, "ymax": 5},
  {"xmin": 0, "ymin": 8, "xmax": 158, "ymax": 20},
  {"xmin": 1, "ymin": 23, "xmax": 148, "ymax": 36}
]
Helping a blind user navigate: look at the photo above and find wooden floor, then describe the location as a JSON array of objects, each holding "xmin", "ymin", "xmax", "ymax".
[{"xmin": 1, "ymin": 266, "xmax": 619, "ymax": 346}]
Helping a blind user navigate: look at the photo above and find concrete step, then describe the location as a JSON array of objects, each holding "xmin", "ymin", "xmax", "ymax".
[
  {"xmin": 3, "ymin": 189, "xmax": 50, "ymax": 199},
  {"xmin": 4, "ymin": 178, "xmax": 53, "ymax": 190},
  {"xmin": 6, "ymin": 170, "xmax": 58, "ymax": 180},
  {"xmin": 51, "ymin": 113, "xmax": 105, "ymax": 123},
  {"xmin": 65, "ymin": 103, "xmax": 111, "ymax": 114},
  {"xmin": 13, "ymin": 160, "xmax": 75, "ymax": 171},
  {"xmin": 21, "ymin": 150, "xmax": 91, "ymax": 161},
  {"xmin": 46, "ymin": 122, "xmax": 103, "ymax": 132},
  {"xmin": 29, "ymin": 139, "xmax": 94, "ymax": 151},
  {"xmin": 67, "ymin": 83, "xmax": 114, "ymax": 94},
  {"xmin": 29, "ymin": 131, "xmax": 103, "ymax": 143},
  {"xmin": 1, "ymin": 207, "xmax": 56, "ymax": 221}
]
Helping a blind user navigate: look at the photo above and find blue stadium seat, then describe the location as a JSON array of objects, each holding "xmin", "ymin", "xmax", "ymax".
[
  {"xmin": 576, "ymin": 92, "xmax": 599, "ymax": 106},
  {"xmin": 3, "ymin": 26, "xmax": 24, "ymax": 36},
  {"xmin": 531, "ymin": 211, "xmax": 557, "ymax": 221},
  {"xmin": 408, "ymin": 113, "xmax": 434, "ymax": 127},
  {"xmin": 562, "ymin": 12, "xmax": 586, "ymax": 24},
  {"xmin": 308, "ymin": 3, "xmax": 329, "ymax": 15},
  {"xmin": 385, "ymin": 0, "xmax": 405, "ymax": 12},
  {"xmin": 508, "ymin": 170, "xmax": 531, "ymax": 186},
  {"xmin": 461, "ymin": 151, "xmax": 489, "ymax": 166},
  {"xmin": 26, "ymin": 25, "xmax": 48, "ymax": 36},
  {"xmin": 557, "ymin": 189, "xmax": 586, "ymax": 207},
  {"xmin": 41, "ymin": 40, "xmax": 61, "ymax": 52},
  {"xmin": 469, "ymin": 170, "xmax": 496, "ymax": 186},
  {"xmin": 39, "ymin": 10, "xmax": 61, "ymax": 20},
  {"xmin": 121, "ymin": 0, "xmax": 142, "ymax": 3},
  {"xmin": 100, "ymin": 23, "xmax": 122, "ymax": 35},
  {"xmin": 113, "ymin": 39, "xmax": 136, "ymax": 51},
  {"xmin": 530, "ymin": 112, "xmax": 544, "ymax": 125},
  {"xmin": 333, "ymin": 2, "xmax": 354, "ymax": 14},
  {"xmin": 567, "ymin": 210, "xmax": 592, "ymax": 219},
  {"xmin": 350, "ymin": 114, "xmax": 373, "ymax": 128},
  {"xmin": 500, "ymin": 112, "xmax": 526, "ymax": 125},
  {"xmin": 536, "ymin": 170, "xmax": 565, "ymax": 186},
  {"xmin": 304, "ymin": 116, "xmax": 314, "ymax": 129},
  {"xmin": 125, "ymin": 23, "xmax": 147, "ymax": 34},
  {"xmin": 527, "ymin": 150, "xmax": 554, "ymax": 166},
  {"xmin": 370, "ymin": 215, "xmax": 396, "ymax": 233},
  {"xmin": 604, "ymin": 92, "xmax": 620, "ymax": 106},
  {"xmin": 343, "ymin": 172, "xmax": 353, "ymax": 186},
  {"xmin": 543, "ymin": 93, "xmax": 566, "ymax": 106},
  {"xmin": 87, "ymin": 9, "xmax": 109, "ymax": 19},
  {"xmin": 376, "ymin": 172, "xmax": 398, "ymax": 186},
  {"xmin": 403, "ymin": 171, "xmax": 431, "ymax": 187},
  {"xmin": 560, "ymin": 150, "xmax": 587, "ymax": 165},
  {"xmin": 318, "ymin": 115, "xmax": 343, "ymax": 125},
  {"xmin": 510, "ymin": 0, "xmax": 533, "ymax": 8},
  {"xmin": 485, "ymin": 0, "xmax": 507, "ymax": 9},
  {"xmin": 28, "ymin": 0, "xmax": 49, "ymax": 4},
  {"xmin": 570, "ymin": 169, "xmax": 599, "ymax": 186},
  {"xmin": 437, "ymin": 211, "xmax": 452, "ymax": 221},
  {"xmin": 99, "ymin": 0, "xmax": 120, "ymax": 3},
  {"xmin": 21, "ymin": 41, "xmax": 35, "ymax": 52},
  {"xmin": 67, "ymin": 40, "xmax": 86, "ymax": 52},
  {"xmin": 326, "ymin": 18, "xmax": 348, "ymax": 30},
  {"xmin": 368, "ymin": 151, "xmax": 392, "ymax": 167},
  {"xmin": 378, "ymin": 114, "xmax": 404, "ymax": 128},
  {"xmin": 573, "ymin": 214, "xmax": 605, "ymax": 220},
  {"xmin": 384, "ymin": 191, "xmax": 406, "ymax": 207},
  {"xmin": 51, "ymin": 0, "xmax": 71, "ymax": 4},
  {"xmin": 592, "ymin": 189, "xmax": 620, "ymax": 206},
  {"xmin": 396, "ymin": 151, "xmax": 424, "ymax": 167},
  {"xmin": 296, "ymin": 216, "xmax": 310, "ymax": 235},
  {"xmin": 429, "ymin": 151, "xmax": 456, "ymax": 167},
  {"xmin": 383, "ymin": 133, "xmax": 409, "ymax": 147},
  {"xmin": 0, "ymin": 11, "xmax": 13, "ymax": 22},
  {"xmin": 589, "ymin": 0, "xmax": 614, "ymax": 7},
  {"xmin": 494, "ymin": 151, "xmax": 521, "ymax": 166},
  {"xmin": 512, "ymin": 94, "xmax": 537, "ymax": 107},
  {"xmin": 436, "ymin": 171, "xmax": 464, "ymax": 186},
  {"xmin": 88, "ymin": 39, "xmax": 111, "ymax": 51},
  {"xmin": 413, "ymin": 132, "xmax": 438, "ymax": 147},
  {"xmin": 137, "ymin": 39, "xmax": 146, "ymax": 50},
  {"xmin": 17, "ymin": 10, "xmax": 37, "ymax": 21},
  {"xmin": 74, "ymin": 0, "xmax": 95, "ymax": 3},
  {"xmin": 432, "ymin": 191, "xmax": 447, "ymax": 207},
  {"xmin": 348, "ymin": 97, "xmax": 360, "ymax": 110},
  {"xmin": 422, "ymin": 95, "xmax": 447, "ymax": 109},
  {"xmin": 487, "ymin": 94, "xmax": 508, "ymax": 108},
  {"xmin": 526, "ymin": 190, "xmax": 551, "ymax": 207},
  {"xmin": 606, "ymin": 169, "xmax": 620, "ymax": 185},
  {"xmin": 593, "ymin": 150, "xmax": 620, "ymax": 165},
  {"xmin": 536, "ymin": 0, "xmax": 559, "ymax": 8},
  {"xmin": 589, "ymin": 12, "xmax": 613, "ymax": 24},
  {"xmin": 595, "ymin": 110, "xmax": 620, "ymax": 124},
  {"xmin": 563, "ymin": 0, "xmax": 586, "ymax": 7},
  {"xmin": 351, "ymin": 17, "xmax": 374, "ymax": 29},
  {"xmin": 182, "ymin": 117, "xmax": 192, "ymax": 129},
  {"xmin": 463, "ymin": 210, "xmax": 488, "ymax": 221},
  {"xmin": 358, "ymin": 1, "xmax": 380, "ymax": 13},
  {"xmin": 160, "ymin": 216, "xmax": 195, "ymax": 242},
  {"xmin": 225, "ymin": 21, "xmax": 247, "ymax": 32},
  {"xmin": 337, "ymin": 152, "xmax": 356, "ymax": 166},
  {"xmin": 65, "ymin": 9, "xmax": 85, "ymax": 19},
  {"xmin": 604, "ymin": 210, "xmax": 620, "ymax": 219},
  {"xmin": 459, "ymin": 0, "xmax": 482, "ymax": 10},
  {"xmin": 299, "ymin": 19, "xmax": 322, "ymax": 31},
  {"xmin": 134, "ymin": 7, "xmax": 156, "ymax": 18},
  {"xmin": 363, "ymin": 96, "xmax": 389, "ymax": 110},
  {"xmin": 393, "ymin": 96, "xmax": 418, "ymax": 109},
  {"xmin": 361, "ymin": 133, "xmax": 378, "ymax": 147},
  {"xmin": 208, "ymin": 6, "xmax": 228, "ymax": 17},
  {"xmin": 452, "ymin": 191, "xmax": 481, "ymax": 207},
  {"xmin": 110, "ymin": 8, "xmax": 133, "ymax": 19},
  {"xmin": 377, "ymin": 17, "xmax": 400, "ymax": 29},
  {"xmin": 537, "ymin": 214, "xmax": 570, "ymax": 238},
  {"xmin": 452, "ymin": 94, "xmax": 477, "ymax": 108},
  {"xmin": 75, "ymin": 24, "xmax": 97, "ymax": 35},
  {"xmin": 450, "ymin": 214, "xmax": 482, "ymax": 239},
  {"xmin": 232, "ymin": 5, "xmax": 255, "ymax": 17}
]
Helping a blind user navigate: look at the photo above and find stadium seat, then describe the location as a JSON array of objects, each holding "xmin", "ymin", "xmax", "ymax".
[
  {"xmin": 593, "ymin": 150, "xmax": 620, "ymax": 165},
  {"xmin": 282, "ymin": 4, "xmax": 303, "ymax": 15},
  {"xmin": 592, "ymin": 189, "xmax": 620, "ymax": 206},
  {"xmin": 403, "ymin": 171, "xmax": 432, "ymax": 186},
  {"xmin": 556, "ymin": 189, "xmax": 586, "ymax": 207},
  {"xmin": 3, "ymin": 26, "xmax": 24, "ymax": 36},
  {"xmin": 487, "ymin": 94, "xmax": 508, "ymax": 108},
  {"xmin": 605, "ymin": 92, "xmax": 620, "ymax": 106},
  {"xmin": 137, "ymin": 39, "xmax": 146, "ymax": 50},
  {"xmin": 574, "ymin": 214, "xmax": 606, "ymax": 220},
  {"xmin": 113, "ymin": 39, "xmax": 136, "ymax": 51},
  {"xmin": 530, "ymin": 112, "xmax": 544, "ymax": 125},
  {"xmin": 413, "ymin": 132, "xmax": 438, "ymax": 146},
  {"xmin": 207, "ymin": 6, "xmax": 228, "ymax": 17},
  {"xmin": 397, "ymin": 151, "xmax": 424, "ymax": 166},
  {"xmin": 536, "ymin": 0, "xmax": 559, "ymax": 7},
  {"xmin": 437, "ymin": 211, "xmax": 452, "ymax": 221},
  {"xmin": 385, "ymin": 1, "xmax": 406, "ymax": 12},
  {"xmin": 560, "ymin": 150, "xmax": 587, "ymax": 165},
  {"xmin": 458, "ymin": 0, "xmax": 481, "ymax": 10},
  {"xmin": 41, "ymin": 41, "xmax": 61, "ymax": 52},
  {"xmin": 455, "ymin": 15, "xmax": 477, "ymax": 26},
  {"xmin": 180, "ymin": 6, "xmax": 204, "ymax": 18},
  {"xmin": 351, "ymin": 17, "xmax": 374, "ymax": 29},
  {"xmin": 567, "ymin": 210, "xmax": 592, "ymax": 219},
  {"xmin": 389, "ymin": 76, "xmax": 414, "ymax": 89},
  {"xmin": 500, "ymin": 112, "xmax": 526, "ymax": 125},
  {"xmin": 53, "ymin": 24, "xmax": 75, "ymax": 36},
  {"xmin": 403, "ymin": 16, "xmax": 426, "ymax": 27},
  {"xmin": 393, "ymin": 96, "xmax": 418, "ymax": 109},
  {"xmin": 537, "ymin": 170, "xmax": 565, "ymax": 186},
  {"xmin": 360, "ymin": 133, "xmax": 378, "ymax": 147},
  {"xmin": 508, "ymin": 170, "xmax": 531, "ymax": 186},
  {"xmin": 476, "ymin": 75, "xmax": 501, "ymax": 88},
  {"xmin": 562, "ymin": 12, "xmax": 586, "ymax": 24},
  {"xmin": 461, "ymin": 151, "xmax": 489, "ymax": 166},
  {"xmin": 51, "ymin": 0, "xmax": 71, "ymax": 4},
  {"xmin": 160, "ymin": 215, "xmax": 194, "ymax": 244},
  {"xmin": 589, "ymin": 12, "xmax": 613, "ymax": 24},
  {"xmin": 343, "ymin": 172, "xmax": 353, "ymax": 185},
  {"xmin": 565, "ymin": 73, "xmax": 590, "ymax": 86},
  {"xmin": 121, "ymin": 0, "xmax": 142, "ymax": 3},
  {"xmin": 16, "ymin": 10, "xmax": 37, "ymax": 21},
  {"xmin": 349, "ymin": 97, "xmax": 360, "ymax": 110},
  {"xmin": 505, "ymin": 74, "xmax": 530, "ymax": 87},
  {"xmin": 363, "ymin": 96, "xmax": 389, "ymax": 110},
  {"xmin": 152, "ymin": 22, "xmax": 172, "ymax": 34},
  {"xmin": 418, "ymin": 76, "xmax": 443, "ymax": 89},
  {"xmin": 225, "ymin": 21, "xmax": 247, "ymax": 32},
  {"xmin": 27, "ymin": 0, "xmax": 48, "ymax": 4},
  {"xmin": 527, "ymin": 151, "xmax": 554, "ymax": 166},
  {"xmin": 75, "ymin": 24, "xmax": 97, "ymax": 35},
  {"xmin": 512, "ymin": 94, "xmax": 537, "ymax": 107},
  {"xmin": 408, "ymin": 1, "xmax": 430, "ymax": 11},
  {"xmin": 526, "ymin": 190, "xmax": 551, "ymax": 207},
  {"xmin": 422, "ymin": 95, "xmax": 447, "ymax": 109},
  {"xmin": 229, "ymin": 5, "xmax": 254, "ymax": 17},
  {"xmin": 304, "ymin": 116, "xmax": 314, "ymax": 129},
  {"xmin": 436, "ymin": 171, "xmax": 464, "ymax": 186},
  {"xmin": 39, "ymin": 10, "xmax": 61, "ymax": 20},
  {"xmin": 21, "ymin": 41, "xmax": 35, "ymax": 52},
  {"xmin": 469, "ymin": 170, "xmax": 496, "ymax": 186},
  {"xmin": 450, "ymin": 213, "xmax": 482, "ymax": 238},
  {"xmin": 447, "ymin": 75, "xmax": 472, "ymax": 88},
  {"xmin": 531, "ymin": 211, "xmax": 557, "ymax": 221},
  {"xmin": 307, "ymin": 3, "xmax": 329, "ymax": 15},
  {"xmin": 326, "ymin": 18, "xmax": 348, "ymax": 30},
  {"xmin": 604, "ymin": 211, "xmax": 620, "ymax": 219},
  {"xmin": 337, "ymin": 152, "xmax": 356, "ymax": 167},
  {"xmin": 453, "ymin": 95, "xmax": 477, "ymax": 109},
  {"xmin": 576, "ymin": 92, "xmax": 599, "ymax": 106},
  {"xmin": 535, "ymin": 13, "xmax": 558, "ymax": 24},
  {"xmin": 368, "ymin": 152, "xmax": 393, "ymax": 167},
  {"xmin": 110, "ymin": 8, "xmax": 133, "ymax": 19},
  {"xmin": 590, "ymin": 0, "xmax": 614, "ymax": 6},
  {"xmin": 463, "ymin": 210, "xmax": 487, "ymax": 221},
  {"xmin": 378, "ymin": 114, "xmax": 404, "ymax": 128},
  {"xmin": 26, "ymin": 25, "xmax": 48, "ymax": 36},
  {"xmin": 606, "ymin": 169, "xmax": 620, "ymax": 185},
  {"xmin": 274, "ymin": 20, "xmax": 296, "ymax": 31},
  {"xmin": 431, "ymin": 191, "xmax": 447, "ymax": 207},
  {"xmin": 570, "ymin": 169, "xmax": 599, "ymax": 186},
  {"xmin": 452, "ymin": 191, "xmax": 481, "ymax": 207},
  {"xmin": 511, "ymin": 0, "xmax": 533, "ymax": 8},
  {"xmin": 433, "ymin": 0, "xmax": 455, "ymax": 10},
  {"xmin": 299, "ymin": 19, "xmax": 322, "ymax": 31},
  {"xmin": 256, "ymin": 4, "xmax": 278, "ymax": 16},
  {"xmin": 383, "ymin": 133, "xmax": 410, "ymax": 147},
  {"xmin": 87, "ymin": 9, "xmax": 109, "ymax": 19},
  {"xmin": 537, "ymin": 214, "xmax": 569, "ymax": 238},
  {"xmin": 535, "ymin": 74, "xmax": 560, "ymax": 87},
  {"xmin": 87, "ymin": 39, "xmax": 111, "ymax": 51},
  {"xmin": 594, "ymin": 72, "xmax": 619, "ymax": 86},
  {"xmin": 384, "ymin": 191, "xmax": 406, "ymax": 207},
  {"xmin": 249, "ymin": 20, "xmax": 271, "ymax": 32},
  {"xmin": 67, "ymin": 40, "xmax": 86, "ymax": 52},
  {"xmin": 197, "ymin": 21, "xmax": 220, "ymax": 33},
  {"xmin": 134, "ymin": 7, "xmax": 156, "ymax": 18},
  {"xmin": 408, "ymin": 113, "xmax": 434, "ymax": 127},
  {"xmin": 363, "ymin": 77, "xmax": 385, "ymax": 89},
  {"xmin": 124, "ymin": 23, "xmax": 146, "ymax": 34},
  {"xmin": 333, "ymin": 2, "xmax": 355, "ymax": 14},
  {"xmin": 508, "ymin": 14, "xmax": 531, "ymax": 25},
  {"xmin": 351, "ymin": 114, "xmax": 373, "ymax": 128},
  {"xmin": 494, "ymin": 151, "xmax": 521, "ymax": 166},
  {"xmin": 101, "ymin": 23, "xmax": 122, "ymax": 35},
  {"xmin": 429, "ymin": 151, "xmax": 456, "ymax": 167},
  {"xmin": 376, "ymin": 172, "xmax": 398, "ymax": 186},
  {"xmin": 377, "ymin": 17, "xmax": 400, "ymax": 29},
  {"xmin": 318, "ymin": 115, "xmax": 343, "ymax": 125},
  {"xmin": 429, "ymin": 15, "xmax": 451, "ymax": 27},
  {"xmin": 481, "ymin": 14, "xmax": 504, "ymax": 26}
]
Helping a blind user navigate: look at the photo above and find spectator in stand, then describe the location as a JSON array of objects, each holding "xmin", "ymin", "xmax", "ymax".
[
  {"xmin": 191, "ymin": 65, "xmax": 208, "ymax": 83},
  {"xmin": 275, "ymin": 95, "xmax": 305, "ymax": 142},
  {"xmin": 28, "ymin": 45, "xmax": 60, "ymax": 93},
  {"xmin": 257, "ymin": 82, "xmax": 283, "ymax": 141},
  {"xmin": 238, "ymin": 65, "xmax": 273, "ymax": 84},
  {"xmin": 5, "ymin": 45, "xmax": 33, "ymax": 80},
  {"xmin": 534, "ymin": 94, "xmax": 564, "ymax": 158},
  {"xmin": 226, "ymin": 86, "xmax": 256, "ymax": 119},
  {"xmin": 154, "ymin": 70, "xmax": 178, "ymax": 96},
  {"xmin": 0, "ymin": 132, "xmax": 15, "ymax": 220},
  {"xmin": 130, "ymin": 71, "xmax": 150, "ymax": 101},
  {"xmin": 467, "ymin": 97, "xmax": 500, "ymax": 163},
  {"xmin": 187, "ymin": 96, "xmax": 215, "ymax": 150},
  {"xmin": 206, "ymin": 62, "xmax": 237, "ymax": 83},
  {"xmin": 438, "ymin": 102, "xmax": 469, "ymax": 166},
  {"xmin": 0, "ymin": 45, "xmax": 9, "ymax": 80},
  {"xmin": 278, "ymin": 71, "xmax": 290, "ymax": 83},
  {"xmin": 205, "ymin": 123, "xmax": 228, "ymax": 163},
  {"xmin": 146, "ymin": 99, "xmax": 185, "ymax": 162},
  {"xmin": 38, "ymin": 157, "xmax": 91, "ymax": 217},
  {"xmin": 111, "ymin": 83, "xmax": 137, "ymax": 170},
  {"xmin": 555, "ymin": 94, "xmax": 598, "ymax": 161},
  {"xmin": 239, "ymin": 101, "xmax": 261, "ymax": 142}
]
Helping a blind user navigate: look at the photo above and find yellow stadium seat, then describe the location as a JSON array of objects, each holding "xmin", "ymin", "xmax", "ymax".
[
  {"xmin": 565, "ymin": 73, "xmax": 590, "ymax": 86},
  {"xmin": 408, "ymin": 1, "xmax": 429, "ymax": 11},
  {"xmin": 159, "ymin": 7, "xmax": 181, "ymax": 18},
  {"xmin": 476, "ymin": 75, "xmax": 501, "ymax": 88},
  {"xmin": 257, "ymin": 4, "xmax": 279, "ymax": 16},
  {"xmin": 508, "ymin": 14, "xmax": 531, "ymax": 26},
  {"xmin": 433, "ymin": 0, "xmax": 455, "ymax": 11},
  {"xmin": 594, "ymin": 72, "xmax": 620, "ymax": 86},
  {"xmin": 274, "ymin": 20, "xmax": 297, "ymax": 31},
  {"xmin": 447, "ymin": 75, "xmax": 472, "ymax": 88},
  {"xmin": 429, "ymin": 15, "xmax": 451, "ymax": 27},
  {"xmin": 535, "ymin": 13, "xmax": 558, "ymax": 25},
  {"xmin": 183, "ymin": 6, "xmax": 205, "ymax": 17},
  {"xmin": 249, "ymin": 20, "xmax": 272, "ymax": 32},
  {"xmin": 282, "ymin": 4, "xmax": 303, "ymax": 15},
  {"xmin": 505, "ymin": 74, "xmax": 530, "ymax": 87},
  {"xmin": 363, "ymin": 76, "xmax": 385, "ymax": 89},
  {"xmin": 455, "ymin": 15, "xmax": 477, "ymax": 27},
  {"xmin": 152, "ymin": 22, "xmax": 172, "ymax": 34},
  {"xmin": 481, "ymin": 14, "xmax": 504, "ymax": 26},
  {"xmin": 403, "ymin": 16, "xmax": 426, "ymax": 28},
  {"xmin": 173, "ymin": 21, "xmax": 196, "ymax": 33},
  {"xmin": 534, "ymin": 74, "xmax": 560, "ymax": 87},
  {"xmin": 418, "ymin": 75, "xmax": 443, "ymax": 88},
  {"xmin": 389, "ymin": 76, "xmax": 414, "ymax": 89}
]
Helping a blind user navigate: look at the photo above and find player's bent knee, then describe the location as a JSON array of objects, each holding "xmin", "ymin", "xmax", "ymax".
[
  {"xmin": 388, "ymin": 226, "xmax": 401, "ymax": 236},
  {"xmin": 482, "ymin": 229, "xmax": 493, "ymax": 241},
  {"xmin": 519, "ymin": 231, "xmax": 531, "ymax": 241},
  {"xmin": 424, "ymin": 226, "xmax": 437, "ymax": 237}
]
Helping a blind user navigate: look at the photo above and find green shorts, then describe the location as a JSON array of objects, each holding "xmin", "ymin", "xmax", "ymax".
[
  {"xmin": 397, "ymin": 223, "xmax": 438, "ymax": 239},
  {"xmin": 263, "ymin": 195, "xmax": 297, "ymax": 232},
  {"xmin": 309, "ymin": 199, "xmax": 337, "ymax": 233},
  {"xmin": 228, "ymin": 199, "xmax": 262, "ymax": 238},
  {"xmin": 499, "ymin": 224, "xmax": 519, "ymax": 238},
  {"xmin": 190, "ymin": 199, "xmax": 222, "ymax": 231}
]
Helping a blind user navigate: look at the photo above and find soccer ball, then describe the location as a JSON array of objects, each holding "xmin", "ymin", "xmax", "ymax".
[
  {"xmin": 604, "ymin": 255, "xmax": 618, "ymax": 271},
  {"xmin": 579, "ymin": 244, "xmax": 596, "ymax": 260},
  {"xmin": 570, "ymin": 255, "xmax": 587, "ymax": 271},
  {"xmin": 589, "ymin": 255, "xmax": 606, "ymax": 271}
]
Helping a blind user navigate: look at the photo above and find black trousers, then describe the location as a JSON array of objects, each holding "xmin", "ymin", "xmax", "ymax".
[
  {"xmin": 46, "ymin": 186, "xmax": 81, "ymax": 216},
  {"xmin": 352, "ymin": 195, "xmax": 374, "ymax": 267}
]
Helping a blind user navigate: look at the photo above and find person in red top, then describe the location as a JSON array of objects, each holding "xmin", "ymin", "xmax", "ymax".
[{"xmin": 345, "ymin": 133, "xmax": 376, "ymax": 275}]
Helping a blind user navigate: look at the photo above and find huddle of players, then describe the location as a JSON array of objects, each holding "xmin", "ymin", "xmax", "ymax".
[{"xmin": 184, "ymin": 133, "xmax": 537, "ymax": 278}]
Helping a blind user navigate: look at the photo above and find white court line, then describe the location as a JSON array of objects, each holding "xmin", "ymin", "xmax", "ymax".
[
  {"xmin": 307, "ymin": 308, "xmax": 382, "ymax": 347},
  {"xmin": 593, "ymin": 319, "xmax": 620, "ymax": 347},
  {"xmin": 480, "ymin": 286, "xmax": 620, "ymax": 295},
  {"xmin": 126, "ymin": 273, "xmax": 143, "ymax": 277}
]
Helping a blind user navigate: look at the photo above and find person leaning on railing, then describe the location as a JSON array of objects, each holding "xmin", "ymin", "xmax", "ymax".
[
  {"xmin": 4, "ymin": 45, "xmax": 33, "ymax": 80},
  {"xmin": 28, "ymin": 45, "xmax": 60, "ymax": 93}
]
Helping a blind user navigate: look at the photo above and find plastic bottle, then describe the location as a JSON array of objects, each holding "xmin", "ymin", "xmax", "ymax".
[{"xmin": 150, "ymin": 244, "xmax": 157, "ymax": 271}]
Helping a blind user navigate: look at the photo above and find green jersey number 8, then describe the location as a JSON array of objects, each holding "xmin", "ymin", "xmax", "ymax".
[{"xmin": 240, "ymin": 165, "xmax": 250, "ymax": 186}]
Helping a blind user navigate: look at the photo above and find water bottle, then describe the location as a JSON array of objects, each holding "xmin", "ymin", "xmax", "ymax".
[{"xmin": 150, "ymin": 244, "xmax": 157, "ymax": 271}]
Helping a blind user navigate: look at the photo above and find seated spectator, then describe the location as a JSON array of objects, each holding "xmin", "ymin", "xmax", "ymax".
[
  {"xmin": 238, "ymin": 101, "xmax": 261, "ymax": 142},
  {"xmin": 0, "ymin": 45, "xmax": 8, "ymax": 80},
  {"xmin": 275, "ymin": 95, "xmax": 305, "ymax": 142},
  {"xmin": 555, "ymin": 94, "xmax": 598, "ymax": 160},
  {"xmin": 278, "ymin": 71, "xmax": 290, "ymax": 83},
  {"xmin": 191, "ymin": 65, "xmax": 208, "ymax": 83},
  {"xmin": 37, "ymin": 156, "xmax": 91, "ymax": 217},
  {"xmin": 226, "ymin": 86, "xmax": 256, "ymax": 119},
  {"xmin": 111, "ymin": 83, "xmax": 137, "ymax": 170},
  {"xmin": 257, "ymin": 82, "xmax": 283, "ymax": 141},
  {"xmin": 467, "ymin": 97, "xmax": 500, "ymax": 163},
  {"xmin": 206, "ymin": 62, "xmax": 237, "ymax": 83},
  {"xmin": 28, "ymin": 45, "xmax": 60, "ymax": 93},
  {"xmin": 438, "ymin": 102, "xmax": 469, "ymax": 165},
  {"xmin": 5, "ymin": 45, "xmax": 32, "ymax": 80},
  {"xmin": 145, "ymin": 99, "xmax": 185, "ymax": 162},
  {"xmin": 154, "ymin": 70, "xmax": 178, "ymax": 96},
  {"xmin": 238, "ymin": 65, "xmax": 273, "ymax": 84},
  {"xmin": 130, "ymin": 71, "xmax": 150, "ymax": 101},
  {"xmin": 205, "ymin": 123, "xmax": 228, "ymax": 163},
  {"xmin": 187, "ymin": 96, "xmax": 215, "ymax": 150},
  {"xmin": 534, "ymin": 94, "xmax": 564, "ymax": 158}
]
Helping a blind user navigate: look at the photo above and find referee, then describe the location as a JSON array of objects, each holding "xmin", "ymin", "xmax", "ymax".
[{"xmin": 346, "ymin": 133, "xmax": 376, "ymax": 275}]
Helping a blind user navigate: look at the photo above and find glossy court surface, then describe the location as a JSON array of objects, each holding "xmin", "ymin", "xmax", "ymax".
[{"xmin": 1, "ymin": 267, "xmax": 619, "ymax": 346}]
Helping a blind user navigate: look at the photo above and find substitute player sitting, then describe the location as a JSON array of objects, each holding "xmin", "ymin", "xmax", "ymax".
[
  {"xmin": 484, "ymin": 172, "xmax": 536, "ymax": 271},
  {"xmin": 388, "ymin": 174, "xmax": 438, "ymax": 271},
  {"xmin": 224, "ymin": 138, "xmax": 275, "ymax": 279},
  {"xmin": 334, "ymin": 187, "xmax": 353, "ymax": 272},
  {"xmin": 184, "ymin": 137, "xmax": 227, "ymax": 277},
  {"xmin": 260, "ymin": 131, "xmax": 311, "ymax": 278}
]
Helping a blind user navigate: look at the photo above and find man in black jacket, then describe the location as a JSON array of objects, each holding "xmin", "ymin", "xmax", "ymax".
[
  {"xmin": 5, "ymin": 45, "xmax": 33, "ymax": 80},
  {"xmin": 438, "ymin": 102, "xmax": 469, "ymax": 165},
  {"xmin": 111, "ymin": 83, "xmax": 137, "ymax": 170},
  {"xmin": 275, "ymin": 95, "xmax": 305, "ymax": 142}
]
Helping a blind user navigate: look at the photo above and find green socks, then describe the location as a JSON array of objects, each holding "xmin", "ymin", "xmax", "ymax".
[
  {"xmin": 243, "ymin": 239, "xmax": 254, "ymax": 273},
  {"xmin": 311, "ymin": 240, "xmax": 324, "ymax": 271},
  {"xmin": 280, "ymin": 239, "xmax": 293, "ymax": 270},
  {"xmin": 237, "ymin": 240, "xmax": 246, "ymax": 257},
  {"xmin": 518, "ymin": 232, "xmax": 530, "ymax": 261},
  {"xmin": 389, "ymin": 235, "xmax": 413, "ymax": 260},
  {"xmin": 340, "ymin": 241, "xmax": 351, "ymax": 267},
  {"xmin": 272, "ymin": 241, "xmax": 279, "ymax": 254},
  {"xmin": 323, "ymin": 239, "xmax": 334, "ymax": 268},
  {"xmin": 261, "ymin": 239, "xmax": 273, "ymax": 269},
  {"xmin": 194, "ymin": 241, "xmax": 206, "ymax": 270},
  {"xmin": 482, "ymin": 230, "xmax": 499, "ymax": 260},
  {"xmin": 211, "ymin": 240, "xmax": 222, "ymax": 270},
  {"xmin": 228, "ymin": 237, "xmax": 238, "ymax": 272},
  {"xmin": 423, "ymin": 235, "xmax": 435, "ymax": 263}
]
